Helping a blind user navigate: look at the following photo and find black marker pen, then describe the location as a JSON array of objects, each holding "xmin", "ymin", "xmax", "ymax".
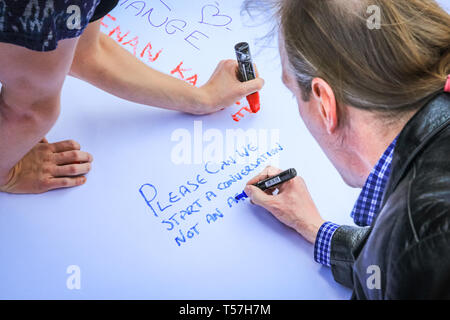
[
  {"xmin": 234, "ymin": 42, "xmax": 261, "ymax": 113},
  {"xmin": 235, "ymin": 168, "xmax": 297, "ymax": 200}
]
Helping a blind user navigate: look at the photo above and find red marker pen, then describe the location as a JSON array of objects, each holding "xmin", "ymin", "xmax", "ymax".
[{"xmin": 235, "ymin": 42, "xmax": 261, "ymax": 113}]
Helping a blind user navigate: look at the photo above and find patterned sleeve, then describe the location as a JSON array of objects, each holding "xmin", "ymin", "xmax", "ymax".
[
  {"xmin": 314, "ymin": 221, "xmax": 340, "ymax": 267},
  {"xmin": 0, "ymin": 0, "xmax": 100, "ymax": 52}
]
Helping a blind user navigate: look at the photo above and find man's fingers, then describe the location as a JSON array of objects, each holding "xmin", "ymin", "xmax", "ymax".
[
  {"xmin": 244, "ymin": 185, "xmax": 272, "ymax": 207},
  {"xmin": 276, "ymin": 176, "xmax": 303, "ymax": 193},
  {"xmin": 246, "ymin": 166, "xmax": 282, "ymax": 185},
  {"xmin": 53, "ymin": 150, "xmax": 93, "ymax": 165},
  {"xmin": 50, "ymin": 140, "xmax": 81, "ymax": 153},
  {"xmin": 46, "ymin": 176, "xmax": 87, "ymax": 191},
  {"xmin": 52, "ymin": 163, "xmax": 91, "ymax": 177}
]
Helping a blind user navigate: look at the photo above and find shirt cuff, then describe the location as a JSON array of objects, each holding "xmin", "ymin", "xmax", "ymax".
[{"xmin": 314, "ymin": 221, "xmax": 340, "ymax": 267}]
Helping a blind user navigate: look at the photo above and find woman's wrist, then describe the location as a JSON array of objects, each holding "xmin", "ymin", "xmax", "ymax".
[
  {"xmin": 174, "ymin": 85, "xmax": 209, "ymax": 115},
  {"xmin": 193, "ymin": 86, "xmax": 211, "ymax": 114}
]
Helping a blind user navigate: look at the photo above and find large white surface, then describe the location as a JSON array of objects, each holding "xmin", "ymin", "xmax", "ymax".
[{"xmin": 4, "ymin": 0, "xmax": 446, "ymax": 299}]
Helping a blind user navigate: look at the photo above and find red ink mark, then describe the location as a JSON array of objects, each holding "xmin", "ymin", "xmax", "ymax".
[
  {"xmin": 242, "ymin": 105, "xmax": 253, "ymax": 113},
  {"xmin": 170, "ymin": 62, "xmax": 199, "ymax": 86},
  {"xmin": 104, "ymin": 16, "xmax": 162, "ymax": 63},
  {"xmin": 122, "ymin": 36, "xmax": 139, "ymax": 55},
  {"xmin": 170, "ymin": 62, "xmax": 191, "ymax": 79},
  {"xmin": 186, "ymin": 74, "xmax": 198, "ymax": 86},
  {"xmin": 103, "ymin": 15, "xmax": 200, "ymax": 86},
  {"xmin": 100, "ymin": 14, "xmax": 116, "ymax": 28},
  {"xmin": 108, "ymin": 26, "xmax": 129, "ymax": 43},
  {"xmin": 231, "ymin": 105, "xmax": 254, "ymax": 122},
  {"xmin": 235, "ymin": 101, "xmax": 241, "ymax": 105},
  {"xmin": 140, "ymin": 42, "xmax": 163, "ymax": 63}
]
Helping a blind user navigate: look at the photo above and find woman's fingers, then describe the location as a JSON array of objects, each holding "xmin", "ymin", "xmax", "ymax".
[
  {"xmin": 50, "ymin": 140, "xmax": 92, "ymax": 182},
  {"xmin": 52, "ymin": 162, "xmax": 92, "ymax": 177},
  {"xmin": 0, "ymin": 138, "xmax": 92, "ymax": 194},
  {"xmin": 254, "ymin": 63, "xmax": 260, "ymax": 78},
  {"xmin": 46, "ymin": 176, "xmax": 87, "ymax": 191},
  {"xmin": 53, "ymin": 150, "xmax": 93, "ymax": 165},
  {"xmin": 50, "ymin": 140, "xmax": 81, "ymax": 153}
]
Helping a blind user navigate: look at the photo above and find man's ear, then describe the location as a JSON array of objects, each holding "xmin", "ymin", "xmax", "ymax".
[{"xmin": 311, "ymin": 78, "xmax": 338, "ymax": 134}]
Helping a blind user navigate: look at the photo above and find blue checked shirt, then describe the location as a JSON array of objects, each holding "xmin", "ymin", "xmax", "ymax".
[{"xmin": 314, "ymin": 137, "xmax": 398, "ymax": 267}]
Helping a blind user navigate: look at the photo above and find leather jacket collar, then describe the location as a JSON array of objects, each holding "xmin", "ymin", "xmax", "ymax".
[{"xmin": 383, "ymin": 92, "xmax": 450, "ymax": 205}]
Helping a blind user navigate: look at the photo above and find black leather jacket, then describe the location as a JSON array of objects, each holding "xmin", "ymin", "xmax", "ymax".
[{"xmin": 330, "ymin": 92, "xmax": 450, "ymax": 299}]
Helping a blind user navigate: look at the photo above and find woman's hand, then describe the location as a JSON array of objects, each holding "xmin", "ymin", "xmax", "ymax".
[
  {"xmin": 0, "ymin": 139, "xmax": 93, "ymax": 194},
  {"xmin": 245, "ymin": 166, "xmax": 325, "ymax": 243},
  {"xmin": 195, "ymin": 59, "xmax": 264, "ymax": 115}
]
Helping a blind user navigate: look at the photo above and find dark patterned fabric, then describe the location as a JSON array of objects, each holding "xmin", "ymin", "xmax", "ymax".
[{"xmin": 0, "ymin": 0, "xmax": 117, "ymax": 51}]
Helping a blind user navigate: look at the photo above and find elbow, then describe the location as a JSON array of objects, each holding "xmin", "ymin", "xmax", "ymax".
[
  {"xmin": 1, "ymin": 95, "xmax": 61, "ymax": 133},
  {"xmin": 30, "ymin": 100, "xmax": 61, "ymax": 131}
]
